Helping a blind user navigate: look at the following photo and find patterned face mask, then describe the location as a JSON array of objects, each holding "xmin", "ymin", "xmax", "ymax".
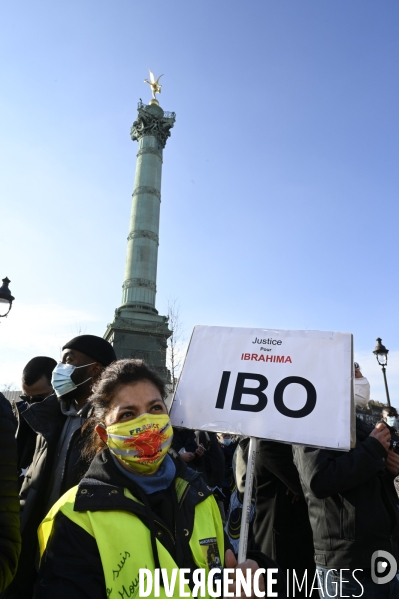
[{"xmin": 106, "ymin": 413, "xmax": 173, "ymax": 475}]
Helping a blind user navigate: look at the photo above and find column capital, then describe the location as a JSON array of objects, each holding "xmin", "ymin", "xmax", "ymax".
[{"xmin": 131, "ymin": 101, "xmax": 176, "ymax": 149}]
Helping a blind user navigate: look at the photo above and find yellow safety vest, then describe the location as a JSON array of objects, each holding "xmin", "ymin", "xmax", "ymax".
[{"xmin": 38, "ymin": 478, "xmax": 225, "ymax": 598}]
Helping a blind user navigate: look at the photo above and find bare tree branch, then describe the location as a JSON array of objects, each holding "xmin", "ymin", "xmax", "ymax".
[{"xmin": 166, "ymin": 298, "xmax": 185, "ymax": 394}]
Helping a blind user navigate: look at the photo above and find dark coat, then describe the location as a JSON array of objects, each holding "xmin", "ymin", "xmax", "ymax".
[
  {"xmin": 36, "ymin": 450, "xmax": 284, "ymax": 599},
  {"xmin": 251, "ymin": 440, "xmax": 315, "ymax": 597},
  {"xmin": 15, "ymin": 401, "xmax": 37, "ymax": 491},
  {"xmin": 219, "ymin": 439, "xmax": 238, "ymax": 489},
  {"xmin": 0, "ymin": 394, "xmax": 21, "ymax": 593},
  {"xmin": 293, "ymin": 417, "xmax": 399, "ymax": 569},
  {"xmin": 170, "ymin": 428, "xmax": 225, "ymax": 488},
  {"xmin": 3, "ymin": 394, "xmax": 89, "ymax": 599}
]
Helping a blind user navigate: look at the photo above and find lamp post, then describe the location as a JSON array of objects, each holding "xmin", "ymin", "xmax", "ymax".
[
  {"xmin": 0, "ymin": 277, "xmax": 15, "ymax": 319},
  {"xmin": 373, "ymin": 337, "xmax": 390, "ymax": 407}
]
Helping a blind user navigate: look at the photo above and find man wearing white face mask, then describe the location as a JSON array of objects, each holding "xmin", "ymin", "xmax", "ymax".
[
  {"xmin": 4, "ymin": 335, "xmax": 116, "ymax": 599},
  {"xmin": 382, "ymin": 407, "xmax": 399, "ymax": 431},
  {"xmin": 354, "ymin": 362, "xmax": 371, "ymax": 408},
  {"xmin": 293, "ymin": 362, "xmax": 399, "ymax": 598}
]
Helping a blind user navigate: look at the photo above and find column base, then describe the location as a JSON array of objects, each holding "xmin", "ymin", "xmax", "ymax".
[{"xmin": 104, "ymin": 307, "xmax": 171, "ymax": 381}]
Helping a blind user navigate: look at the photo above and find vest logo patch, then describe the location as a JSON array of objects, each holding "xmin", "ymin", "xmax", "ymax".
[
  {"xmin": 199, "ymin": 537, "xmax": 217, "ymax": 546},
  {"xmin": 199, "ymin": 537, "xmax": 222, "ymax": 571}
]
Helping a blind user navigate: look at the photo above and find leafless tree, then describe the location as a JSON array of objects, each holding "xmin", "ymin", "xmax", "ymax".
[
  {"xmin": 74, "ymin": 323, "xmax": 86, "ymax": 336},
  {"xmin": 166, "ymin": 299, "xmax": 185, "ymax": 394}
]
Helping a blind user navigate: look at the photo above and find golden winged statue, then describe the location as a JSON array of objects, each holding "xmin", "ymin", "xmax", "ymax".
[{"xmin": 144, "ymin": 70, "xmax": 163, "ymax": 101}]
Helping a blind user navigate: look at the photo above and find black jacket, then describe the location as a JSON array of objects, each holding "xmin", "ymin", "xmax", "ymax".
[
  {"xmin": 220, "ymin": 440, "xmax": 238, "ymax": 489},
  {"xmin": 3, "ymin": 394, "xmax": 89, "ymax": 599},
  {"xmin": 170, "ymin": 428, "xmax": 225, "ymax": 487},
  {"xmin": 251, "ymin": 441, "xmax": 316, "ymax": 598},
  {"xmin": 252, "ymin": 441, "xmax": 315, "ymax": 562},
  {"xmin": 0, "ymin": 394, "xmax": 21, "ymax": 593},
  {"xmin": 36, "ymin": 450, "xmax": 284, "ymax": 599},
  {"xmin": 15, "ymin": 400, "xmax": 38, "ymax": 490},
  {"xmin": 293, "ymin": 417, "xmax": 399, "ymax": 569}
]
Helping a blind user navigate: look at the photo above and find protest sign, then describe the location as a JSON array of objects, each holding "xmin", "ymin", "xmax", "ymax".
[{"xmin": 170, "ymin": 326, "xmax": 353, "ymax": 451}]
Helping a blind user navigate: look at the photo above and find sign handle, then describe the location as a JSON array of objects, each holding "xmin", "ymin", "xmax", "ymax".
[{"xmin": 237, "ymin": 436, "xmax": 256, "ymax": 564}]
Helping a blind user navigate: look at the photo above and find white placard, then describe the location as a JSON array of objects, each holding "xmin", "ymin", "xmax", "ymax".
[{"xmin": 170, "ymin": 326, "xmax": 353, "ymax": 450}]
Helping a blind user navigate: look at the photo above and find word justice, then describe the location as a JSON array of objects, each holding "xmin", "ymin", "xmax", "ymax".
[{"xmin": 252, "ymin": 337, "xmax": 282, "ymax": 345}]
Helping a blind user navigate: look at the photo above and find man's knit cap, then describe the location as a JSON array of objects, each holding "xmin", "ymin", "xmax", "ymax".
[{"xmin": 62, "ymin": 335, "xmax": 116, "ymax": 366}]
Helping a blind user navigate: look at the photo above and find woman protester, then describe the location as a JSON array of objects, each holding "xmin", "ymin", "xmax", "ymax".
[{"xmin": 36, "ymin": 360, "xmax": 279, "ymax": 598}]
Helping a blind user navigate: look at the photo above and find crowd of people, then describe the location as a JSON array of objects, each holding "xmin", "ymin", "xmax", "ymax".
[{"xmin": 1, "ymin": 336, "xmax": 399, "ymax": 598}]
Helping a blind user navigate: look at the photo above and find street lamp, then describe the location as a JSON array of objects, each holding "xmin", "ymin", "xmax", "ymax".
[
  {"xmin": 0, "ymin": 277, "xmax": 15, "ymax": 319},
  {"xmin": 373, "ymin": 337, "xmax": 390, "ymax": 407}
]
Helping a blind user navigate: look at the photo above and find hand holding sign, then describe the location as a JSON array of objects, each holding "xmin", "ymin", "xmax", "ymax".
[
  {"xmin": 370, "ymin": 423, "xmax": 391, "ymax": 452},
  {"xmin": 224, "ymin": 549, "xmax": 267, "ymax": 598}
]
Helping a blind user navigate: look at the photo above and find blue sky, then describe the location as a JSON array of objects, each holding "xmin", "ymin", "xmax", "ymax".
[{"xmin": 1, "ymin": 0, "xmax": 398, "ymax": 402}]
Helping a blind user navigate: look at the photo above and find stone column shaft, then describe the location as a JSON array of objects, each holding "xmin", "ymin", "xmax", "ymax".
[
  {"xmin": 122, "ymin": 135, "xmax": 162, "ymax": 309},
  {"xmin": 121, "ymin": 102, "xmax": 175, "ymax": 314}
]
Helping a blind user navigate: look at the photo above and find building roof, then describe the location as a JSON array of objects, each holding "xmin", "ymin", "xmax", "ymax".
[{"xmin": 2, "ymin": 390, "xmax": 22, "ymax": 403}]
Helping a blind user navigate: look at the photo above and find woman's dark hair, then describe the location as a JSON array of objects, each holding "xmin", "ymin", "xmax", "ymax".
[{"xmin": 82, "ymin": 359, "xmax": 167, "ymax": 462}]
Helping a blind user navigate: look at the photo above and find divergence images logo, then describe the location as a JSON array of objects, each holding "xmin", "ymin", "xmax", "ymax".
[{"xmin": 371, "ymin": 550, "xmax": 397, "ymax": 585}]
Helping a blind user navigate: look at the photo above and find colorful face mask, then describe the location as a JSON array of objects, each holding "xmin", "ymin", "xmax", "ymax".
[{"xmin": 106, "ymin": 413, "xmax": 173, "ymax": 475}]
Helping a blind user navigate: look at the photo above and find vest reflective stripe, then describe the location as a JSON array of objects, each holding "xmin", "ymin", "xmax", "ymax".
[{"xmin": 38, "ymin": 480, "xmax": 224, "ymax": 598}]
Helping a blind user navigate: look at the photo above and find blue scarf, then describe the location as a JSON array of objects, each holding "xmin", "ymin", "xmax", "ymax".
[{"xmin": 111, "ymin": 453, "xmax": 176, "ymax": 494}]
